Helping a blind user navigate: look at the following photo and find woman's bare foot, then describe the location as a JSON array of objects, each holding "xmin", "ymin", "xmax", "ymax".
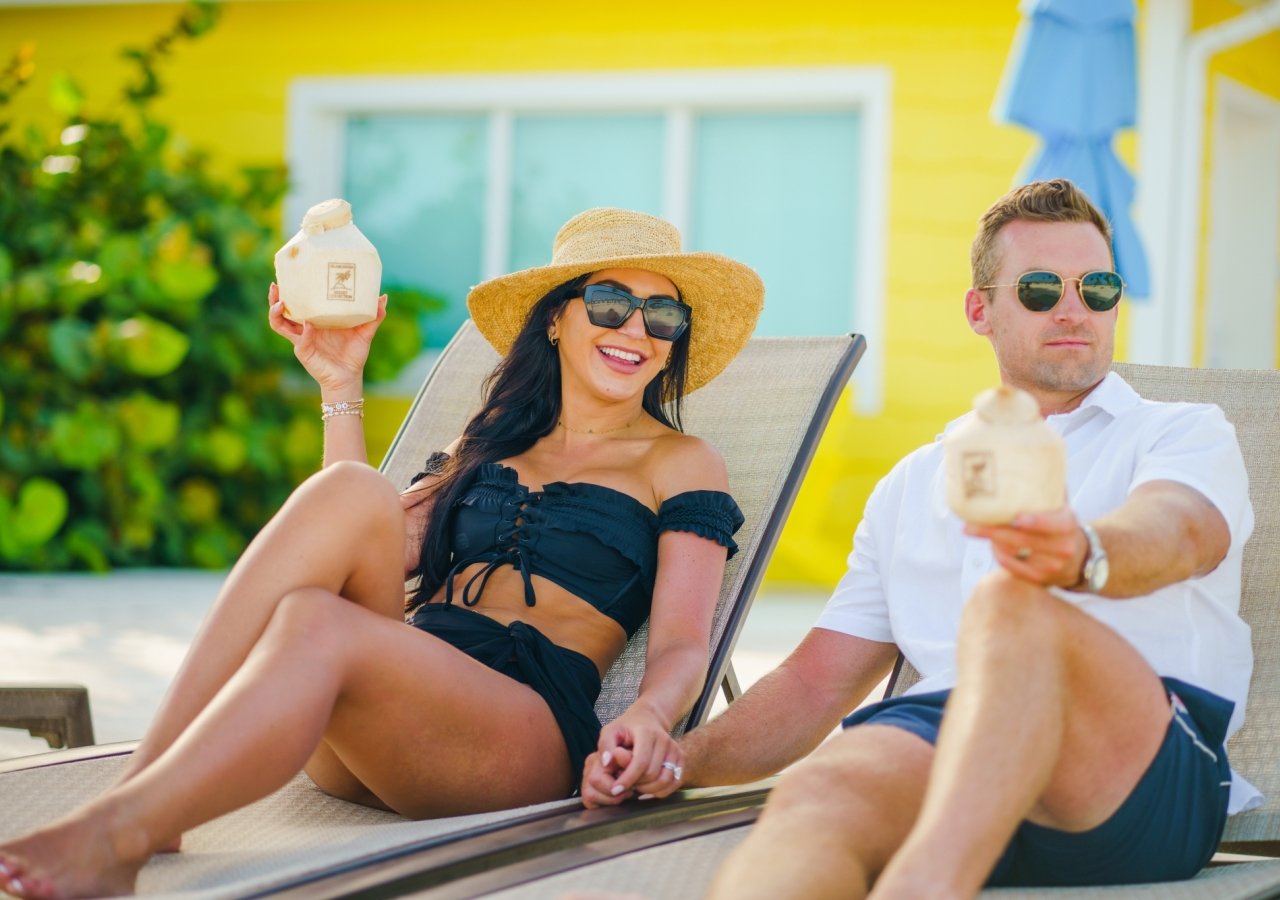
[
  {"xmin": 113, "ymin": 754, "xmax": 180, "ymax": 854},
  {"xmin": 0, "ymin": 806, "xmax": 156, "ymax": 899}
]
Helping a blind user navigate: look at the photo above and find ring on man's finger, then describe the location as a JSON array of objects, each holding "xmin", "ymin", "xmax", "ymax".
[
  {"xmin": 662, "ymin": 761, "xmax": 684, "ymax": 780},
  {"xmin": 1015, "ymin": 546, "xmax": 1032, "ymax": 560}
]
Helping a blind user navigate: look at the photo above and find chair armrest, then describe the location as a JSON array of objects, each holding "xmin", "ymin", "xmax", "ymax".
[{"xmin": 0, "ymin": 684, "xmax": 95, "ymax": 749}]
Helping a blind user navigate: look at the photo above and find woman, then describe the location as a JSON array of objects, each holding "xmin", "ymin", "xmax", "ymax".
[{"xmin": 0, "ymin": 207, "xmax": 763, "ymax": 899}]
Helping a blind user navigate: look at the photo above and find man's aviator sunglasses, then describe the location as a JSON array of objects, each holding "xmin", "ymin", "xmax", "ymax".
[
  {"xmin": 579, "ymin": 284, "xmax": 692, "ymax": 341},
  {"xmin": 980, "ymin": 270, "xmax": 1125, "ymax": 313}
]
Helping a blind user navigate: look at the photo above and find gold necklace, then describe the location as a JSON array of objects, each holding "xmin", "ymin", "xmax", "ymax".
[{"xmin": 558, "ymin": 414, "xmax": 639, "ymax": 436}]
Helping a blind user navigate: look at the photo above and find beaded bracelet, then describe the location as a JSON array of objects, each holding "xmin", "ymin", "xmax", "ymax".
[{"xmin": 321, "ymin": 398, "xmax": 365, "ymax": 421}]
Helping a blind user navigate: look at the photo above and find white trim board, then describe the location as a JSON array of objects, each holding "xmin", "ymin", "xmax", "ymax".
[
  {"xmin": 284, "ymin": 67, "xmax": 892, "ymax": 414},
  {"xmin": 1204, "ymin": 76, "xmax": 1280, "ymax": 368}
]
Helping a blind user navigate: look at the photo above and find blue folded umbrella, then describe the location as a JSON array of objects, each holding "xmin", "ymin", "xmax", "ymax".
[{"xmin": 995, "ymin": 0, "xmax": 1149, "ymax": 297}]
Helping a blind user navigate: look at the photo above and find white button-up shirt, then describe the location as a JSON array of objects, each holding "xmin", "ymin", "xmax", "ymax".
[{"xmin": 816, "ymin": 373, "xmax": 1259, "ymax": 813}]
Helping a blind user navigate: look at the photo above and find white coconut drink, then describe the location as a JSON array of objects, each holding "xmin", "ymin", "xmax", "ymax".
[
  {"xmin": 274, "ymin": 199, "xmax": 382, "ymax": 328},
  {"xmin": 944, "ymin": 385, "xmax": 1067, "ymax": 524}
]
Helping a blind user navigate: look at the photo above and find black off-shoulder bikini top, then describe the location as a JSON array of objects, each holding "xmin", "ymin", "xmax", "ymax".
[{"xmin": 415, "ymin": 453, "xmax": 744, "ymax": 639}]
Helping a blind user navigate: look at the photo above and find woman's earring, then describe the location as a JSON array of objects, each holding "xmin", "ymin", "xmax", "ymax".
[{"xmin": 548, "ymin": 332, "xmax": 559, "ymax": 347}]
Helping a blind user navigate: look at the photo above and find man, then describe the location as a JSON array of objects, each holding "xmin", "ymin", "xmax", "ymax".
[{"xmin": 588, "ymin": 180, "xmax": 1257, "ymax": 897}]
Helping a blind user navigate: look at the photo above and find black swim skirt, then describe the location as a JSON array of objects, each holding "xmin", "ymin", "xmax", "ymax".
[{"xmin": 407, "ymin": 603, "xmax": 602, "ymax": 791}]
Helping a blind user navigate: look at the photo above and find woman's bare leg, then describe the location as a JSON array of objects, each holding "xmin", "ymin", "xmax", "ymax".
[
  {"xmin": 120, "ymin": 461, "xmax": 406, "ymax": 780},
  {"xmin": 0, "ymin": 587, "xmax": 573, "ymax": 899}
]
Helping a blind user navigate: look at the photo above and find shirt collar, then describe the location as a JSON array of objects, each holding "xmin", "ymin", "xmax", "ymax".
[
  {"xmin": 1047, "ymin": 370, "xmax": 1141, "ymax": 425},
  {"xmin": 938, "ymin": 370, "xmax": 1140, "ymax": 441}
]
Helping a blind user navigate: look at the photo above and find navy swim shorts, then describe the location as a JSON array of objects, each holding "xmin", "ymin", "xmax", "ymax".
[{"xmin": 842, "ymin": 676, "xmax": 1233, "ymax": 886}]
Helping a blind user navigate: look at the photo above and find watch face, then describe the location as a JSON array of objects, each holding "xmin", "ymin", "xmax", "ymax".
[{"xmin": 1089, "ymin": 555, "xmax": 1110, "ymax": 592}]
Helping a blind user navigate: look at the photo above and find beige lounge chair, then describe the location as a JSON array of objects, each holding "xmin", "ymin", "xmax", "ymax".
[
  {"xmin": 443, "ymin": 361, "xmax": 1280, "ymax": 899},
  {"xmin": 0, "ymin": 324, "xmax": 866, "ymax": 897}
]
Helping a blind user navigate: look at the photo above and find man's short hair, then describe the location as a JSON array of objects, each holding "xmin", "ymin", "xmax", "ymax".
[{"xmin": 970, "ymin": 179, "xmax": 1114, "ymax": 291}]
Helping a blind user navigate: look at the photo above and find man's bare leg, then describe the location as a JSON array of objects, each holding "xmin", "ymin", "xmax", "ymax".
[
  {"xmin": 706, "ymin": 725, "xmax": 933, "ymax": 900},
  {"xmin": 872, "ymin": 571, "xmax": 1170, "ymax": 899}
]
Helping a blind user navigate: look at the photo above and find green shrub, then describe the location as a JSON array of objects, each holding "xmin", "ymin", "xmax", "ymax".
[{"xmin": 0, "ymin": 2, "xmax": 440, "ymax": 570}]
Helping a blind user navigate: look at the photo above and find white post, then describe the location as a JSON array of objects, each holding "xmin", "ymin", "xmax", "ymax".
[{"xmin": 1128, "ymin": 0, "xmax": 1188, "ymax": 364}]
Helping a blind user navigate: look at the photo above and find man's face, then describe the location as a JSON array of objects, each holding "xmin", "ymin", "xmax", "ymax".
[{"xmin": 966, "ymin": 219, "xmax": 1117, "ymax": 414}]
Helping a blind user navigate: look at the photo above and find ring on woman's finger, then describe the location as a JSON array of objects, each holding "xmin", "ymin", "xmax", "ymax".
[
  {"xmin": 1015, "ymin": 546, "xmax": 1032, "ymax": 560},
  {"xmin": 662, "ymin": 761, "xmax": 684, "ymax": 780}
]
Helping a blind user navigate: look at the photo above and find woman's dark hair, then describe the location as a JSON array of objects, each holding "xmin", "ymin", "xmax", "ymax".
[{"xmin": 406, "ymin": 272, "xmax": 692, "ymax": 612}]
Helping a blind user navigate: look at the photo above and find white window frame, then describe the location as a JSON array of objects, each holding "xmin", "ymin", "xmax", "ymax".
[{"xmin": 285, "ymin": 67, "xmax": 892, "ymax": 413}]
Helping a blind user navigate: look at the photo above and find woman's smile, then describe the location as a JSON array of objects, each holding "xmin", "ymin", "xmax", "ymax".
[{"xmin": 597, "ymin": 343, "xmax": 647, "ymax": 371}]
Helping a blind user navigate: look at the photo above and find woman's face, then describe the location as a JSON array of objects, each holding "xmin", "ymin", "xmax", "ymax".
[{"xmin": 552, "ymin": 267, "xmax": 678, "ymax": 403}]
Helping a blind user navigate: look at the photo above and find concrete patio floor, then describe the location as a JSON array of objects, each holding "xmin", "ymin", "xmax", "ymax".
[{"xmin": 0, "ymin": 571, "xmax": 827, "ymax": 761}]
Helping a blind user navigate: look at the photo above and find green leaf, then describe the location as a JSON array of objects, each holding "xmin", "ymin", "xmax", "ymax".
[
  {"xmin": 0, "ymin": 476, "xmax": 69, "ymax": 560},
  {"xmin": 49, "ymin": 72, "xmax": 83, "ymax": 118},
  {"xmin": 219, "ymin": 394, "xmax": 250, "ymax": 426},
  {"xmin": 0, "ymin": 245, "xmax": 13, "ymax": 285},
  {"xmin": 149, "ymin": 221, "xmax": 218, "ymax": 309},
  {"xmin": 116, "ymin": 392, "xmax": 180, "ymax": 450},
  {"xmin": 14, "ymin": 270, "xmax": 53, "ymax": 311},
  {"xmin": 177, "ymin": 477, "xmax": 219, "ymax": 524},
  {"xmin": 281, "ymin": 414, "xmax": 323, "ymax": 472},
  {"xmin": 124, "ymin": 456, "xmax": 164, "ymax": 508},
  {"xmin": 9, "ymin": 477, "xmax": 69, "ymax": 549},
  {"xmin": 202, "ymin": 427, "xmax": 248, "ymax": 474},
  {"xmin": 63, "ymin": 520, "xmax": 111, "ymax": 571},
  {"xmin": 0, "ymin": 497, "xmax": 20, "ymax": 562},
  {"xmin": 98, "ymin": 233, "xmax": 147, "ymax": 284},
  {"xmin": 54, "ymin": 262, "xmax": 106, "ymax": 313},
  {"xmin": 49, "ymin": 317, "xmax": 96, "ymax": 381},
  {"xmin": 188, "ymin": 521, "xmax": 245, "ymax": 569},
  {"xmin": 120, "ymin": 516, "xmax": 155, "ymax": 550},
  {"xmin": 49, "ymin": 404, "xmax": 122, "ymax": 469},
  {"xmin": 153, "ymin": 257, "xmax": 217, "ymax": 309},
  {"xmin": 109, "ymin": 315, "xmax": 190, "ymax": 376}
]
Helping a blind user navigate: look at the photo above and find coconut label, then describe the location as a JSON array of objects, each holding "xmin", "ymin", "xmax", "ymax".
[
  {"xmin": 961, "ymin": 451, "xmax": 995, "ymax": 499},
  {"xmin": 327, "ymin": 263, "xmax": 356, "ymax": 301}
]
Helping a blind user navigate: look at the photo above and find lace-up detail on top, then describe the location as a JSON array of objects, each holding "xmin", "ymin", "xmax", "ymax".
[{"xmin": 439, "ymin": 462, "xmax": 743, "ymax": 638}]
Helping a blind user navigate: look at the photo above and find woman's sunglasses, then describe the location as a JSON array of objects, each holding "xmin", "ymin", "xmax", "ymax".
[
  {"xmin": 579, "ymin": 284, "xmax": 692, "ymax": 341},
  {"xmin": 980, "ymin": 270, "xmax": 1125, "ymax": 313}
]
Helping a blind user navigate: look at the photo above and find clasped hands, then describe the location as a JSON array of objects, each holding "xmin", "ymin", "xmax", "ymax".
[
  {"xmin": 581, "ymin": 707, "xmax": 685, "ymax": 808},
  {"xmin": 965, "ymin": 506, "xmax": 1090, "ymax": 589}
]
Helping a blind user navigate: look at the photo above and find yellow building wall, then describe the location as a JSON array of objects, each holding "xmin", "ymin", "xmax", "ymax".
[{"xmin": 2, "ymin": 1, "xmax": 1152, "ymax": 586}]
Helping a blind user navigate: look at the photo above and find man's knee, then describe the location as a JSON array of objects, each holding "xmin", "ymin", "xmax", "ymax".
[
  {"xmin": 960, "ymin": 570, "xmax": 1064, "ymax": 649},
  {"xmin": 762, "ymin": 726, "xmax": 932, "ymax": 876},
  {"xmin": 767, "ymin": 726, "xmax": 932, "ymax": 826}
]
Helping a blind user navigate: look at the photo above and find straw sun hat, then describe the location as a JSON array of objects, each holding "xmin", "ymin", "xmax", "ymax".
[{"xmin": 467, "ymin": 208, "xmax": 764, "ymax": 393}]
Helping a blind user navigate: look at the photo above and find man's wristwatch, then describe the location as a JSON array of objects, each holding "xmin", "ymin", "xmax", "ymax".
[{"xmin": 1076, "ymin": 523, "xmax": 1109, "ymax": 593}]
